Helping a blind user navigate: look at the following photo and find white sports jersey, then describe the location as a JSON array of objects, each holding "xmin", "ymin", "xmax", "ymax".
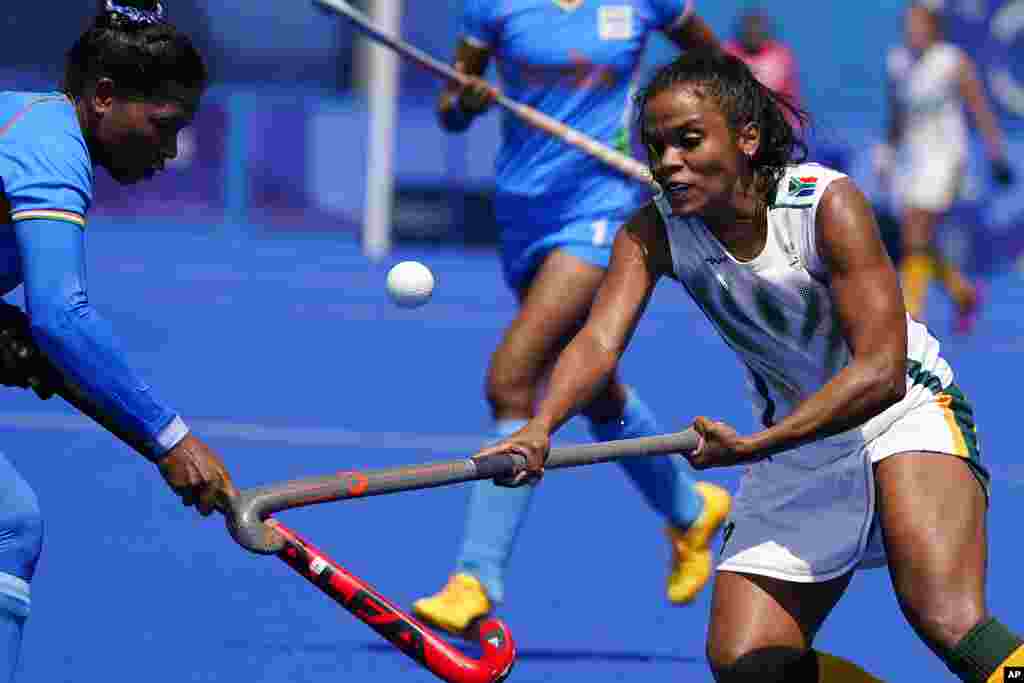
[
  {"xmin": 655, "ymin": 163, "xmax": 952, "ymax": 444},
  {"xmin": 887, "ymin": 42, "xmax": 968, "ymax": 158}
]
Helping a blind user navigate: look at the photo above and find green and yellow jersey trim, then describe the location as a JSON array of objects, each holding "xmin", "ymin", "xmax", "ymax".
[
  {"xmin": 907, "ymin": 359, "xmax": 988, "ymax": 495},
  {"xmin": 936, "ymin": 384, "xmax": 980, "ymax": 463}
]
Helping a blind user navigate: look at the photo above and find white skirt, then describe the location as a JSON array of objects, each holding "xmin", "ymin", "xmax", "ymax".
[
  {"xmin": 718, "ymin": 387, "xmax": 984, "ymax": 582},
  {"xmin": 894, "ymin": 147, "xmax": 966, "ymax": 213}
]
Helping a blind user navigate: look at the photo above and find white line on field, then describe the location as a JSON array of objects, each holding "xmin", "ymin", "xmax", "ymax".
[
  {"xmin": 0, "ymin": 411, "xmax": 487, "ymax": 451},
  {"xmin": 6, "ymin": 411, "xmax": 1021, "ymax": 486}
]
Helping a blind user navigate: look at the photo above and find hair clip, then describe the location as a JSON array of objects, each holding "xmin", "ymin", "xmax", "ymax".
[{"xmin": 105, "ymin": 1, "xmax": 166, "ymax": 25}]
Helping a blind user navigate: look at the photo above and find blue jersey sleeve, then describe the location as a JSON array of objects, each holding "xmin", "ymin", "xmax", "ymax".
[
  {"xmin": 459, "ymin": 0, "xmax": 498, "ymax": 48},
  {"xmin": 648, "ymin": 0, "xmax": 694, "ymax": 30},
  {"xmin": 0, "ymin": 95, "xmax": 186, "ymax": 460},
  {"xmin": 0, "ymin": 95, "xmax": 92, "ymax": 226},
  {"xmin": 15, "ymin": 219, "xmax": 187, "ymax": 461}
]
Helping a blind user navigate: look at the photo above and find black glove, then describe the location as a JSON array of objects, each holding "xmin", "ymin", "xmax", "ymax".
[
  {"xmin": 992, "ymin": 158, "xmax": 1015, "ymax": 188},
  {"xmin": 0, "ymin": 302, "xmax": 60, "ymax": 400}
]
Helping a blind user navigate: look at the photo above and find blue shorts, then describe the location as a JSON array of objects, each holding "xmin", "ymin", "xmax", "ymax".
[{"xmin": 500, "ymin": 212, "xmax": 631, "ymax": 292}]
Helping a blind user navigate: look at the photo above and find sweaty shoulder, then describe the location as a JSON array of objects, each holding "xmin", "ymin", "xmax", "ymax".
[
  {"xmin": 624, "ymin": 200, "xmax": 673, "ymax": 276},
  {"xmin": 814, "ymin": 173, "xmax": 882, "ymax": 274},
  {"xmin": 0, "ymin": 92, "xmax": 92, "ymax": 226}
]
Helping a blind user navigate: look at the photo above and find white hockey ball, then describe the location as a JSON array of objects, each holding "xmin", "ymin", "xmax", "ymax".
[{"xmin": 386, "ymin": 260, "xmax": 435, "ymax": 308}]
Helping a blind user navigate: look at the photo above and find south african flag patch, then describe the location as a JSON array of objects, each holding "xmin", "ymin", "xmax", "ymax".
[{"xmin": 787, "ymin": 176, "xmax": 818, "ymax": 198}]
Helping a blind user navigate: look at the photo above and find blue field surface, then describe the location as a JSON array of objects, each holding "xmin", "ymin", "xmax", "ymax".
[{"xmin": 1, "ymin": 224, "xmax": 1020, "ymax": 682}]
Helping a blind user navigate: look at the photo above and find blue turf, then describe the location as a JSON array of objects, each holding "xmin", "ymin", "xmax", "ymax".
[{"xmin": 0, "ymin": 224, "xmax": 1020, "ymax": 681}]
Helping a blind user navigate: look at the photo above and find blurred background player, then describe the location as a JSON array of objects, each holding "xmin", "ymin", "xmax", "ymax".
[
  {"xmin": 722, "ymin": 6, "xmax": 801, "ymax": 115},
  {"xmin": 478, "ymin": 48, "xmax": 1023, "ymax": 683},
  {"xmin": 411, "ymin": 0, "xmax": 731, "ymax": 636},
  {"xmin": 0, "ymin": 1, "xmax": 237, "ymax": 677},
  {"xmin": 877, "ymin": 1, "xmax": 1013, "ymax": 332}
]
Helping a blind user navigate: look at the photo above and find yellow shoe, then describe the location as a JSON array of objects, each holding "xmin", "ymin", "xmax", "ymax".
[
  {"xmin": 412, "ymin": 573, "xmax": 492, "ymax": 636},
  {"xmin": 666, "ymin": 482, "xmax": 732, "ymax": 604}
]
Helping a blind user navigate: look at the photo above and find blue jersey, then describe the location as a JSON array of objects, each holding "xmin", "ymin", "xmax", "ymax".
[
  {"xmin": 0, "ymin": 92, "xmax": 185, "ymax": 460},
  {"xmin": 462, "ymin": 0, "xmax": 692, "ymax": 225},
  {"xmin": 0, "ymin": 93, "xmax": 92, "ymax": 290}
]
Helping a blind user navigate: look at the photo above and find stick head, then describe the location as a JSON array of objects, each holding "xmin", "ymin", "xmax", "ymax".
[
  {"xmin": 474, "ymin": 618, "xmax": 517, "ymax": 683},
  {"xmin": 225, "ymin": 490, "xmax": 285, "ymax": 554}
]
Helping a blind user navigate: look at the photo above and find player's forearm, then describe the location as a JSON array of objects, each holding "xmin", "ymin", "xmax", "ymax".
[
  {"xmin": 962, "ymin": 61, "xmax": 1008, "ymax": 160},
  {"xmin": 15, "ymin": 219, "xmax": 186, "ymax": 461},
  {"xmin": 967, "ymin": 90, "xmax": 1007, "ymax": 160},
  {"xmin": 741, "ymin": 356, "xmax": 906, "ymax": 459},
  {"xmin": 27, "ymin": 297, "xmax": 188, "ymax": 460},
  {"xmin": 533, "ymin": 331, "xmax": 619, "ymax": 435},
  {"xmin": 975, "ymin": 112, "xmax": 1007, "ymax": 161}
]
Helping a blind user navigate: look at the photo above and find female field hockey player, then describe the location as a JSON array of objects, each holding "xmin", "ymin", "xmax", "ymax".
[
  {"xmin": 877, "ymin": 2, "xmax": 1013, "ymax": 332},
  {"xmin": 479, "ymin": 49, "xmax": 1023, "ymax": 682},
  {"xmin": 411, "ymin": 1, "xmax": 732, "ymax": 636},
  {"xmin": 0, "ymin": 0, "xmax": 237, "ymax": 676}
]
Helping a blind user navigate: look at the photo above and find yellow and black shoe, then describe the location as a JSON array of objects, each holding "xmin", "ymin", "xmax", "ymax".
[
  {"xmin": 412, "ymin": 573, "xmax": 492, "ymax": 636},
  {"xmin": 666, "ymin": 482, "xmax": 732, "ymax": 604}
]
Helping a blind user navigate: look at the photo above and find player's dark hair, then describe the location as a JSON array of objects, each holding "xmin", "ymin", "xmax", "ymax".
[
  {"xmin": 637, "ymin": 49, "xmax": 808, "ymax": 202},
  {"xmin": 64, "ymin": 1, "xmax": 207, "ymax": 98}
]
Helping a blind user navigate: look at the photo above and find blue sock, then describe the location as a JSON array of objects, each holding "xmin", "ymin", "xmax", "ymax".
[
  {"xmin": 0, "ymin": 452, "xmax": 41, "ymax": 683},
  {"xmin": 455, "ymin": 419, "xmax": 531, "ymax": 604},
  {"xmin": 0, "ymin": 596, "xmax": 25, "ymax": 683},
  {"xmin": 588, "ymin": 388, "xmax": 704, "ymax": 529}
]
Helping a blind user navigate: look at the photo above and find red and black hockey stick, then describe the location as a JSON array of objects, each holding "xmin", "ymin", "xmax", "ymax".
[
  {"xmin": 221, "ymin": 430, "xmax": 696, "ymax": 681},
  {"xmin": 51, "ymin": 370, "xmax": 694, "ymax": 683},
  {"xmin": 51, "ymin": 378, "xmax": 518, "ymax": 683}
]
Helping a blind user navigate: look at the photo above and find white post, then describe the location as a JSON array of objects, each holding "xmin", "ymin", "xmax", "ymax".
[{"xmin": 360, "ymin": 0, "xmax": 402, "ymax": 261}]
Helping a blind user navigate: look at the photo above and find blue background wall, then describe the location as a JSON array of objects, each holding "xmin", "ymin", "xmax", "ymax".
[
  {"xmin": 3, "ymin": 1, "xmax": 1018, "ymax": 131},
  {"xmin": 1, "ymin": 2, "xmax": 1020, "ymax": 266}
]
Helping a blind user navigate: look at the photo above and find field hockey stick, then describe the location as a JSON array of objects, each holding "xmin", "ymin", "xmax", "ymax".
[
  {"xmin": 219, "ymin": 430, "xmax": 693, "ymax": 681},
  {"xmin": 40, "ymin": 382, "xmax": 518, "ymax": 683},
  {"xmin": 50, "ymin": 374, "xmax": 678, "ymax": 683},
  {"xmin": 313, "ymin": 0, "xmax": 659, "ymax": 190},
  {"xmin": 226, "ymin": 429, "xmax": 698, "ymax": 555}
]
